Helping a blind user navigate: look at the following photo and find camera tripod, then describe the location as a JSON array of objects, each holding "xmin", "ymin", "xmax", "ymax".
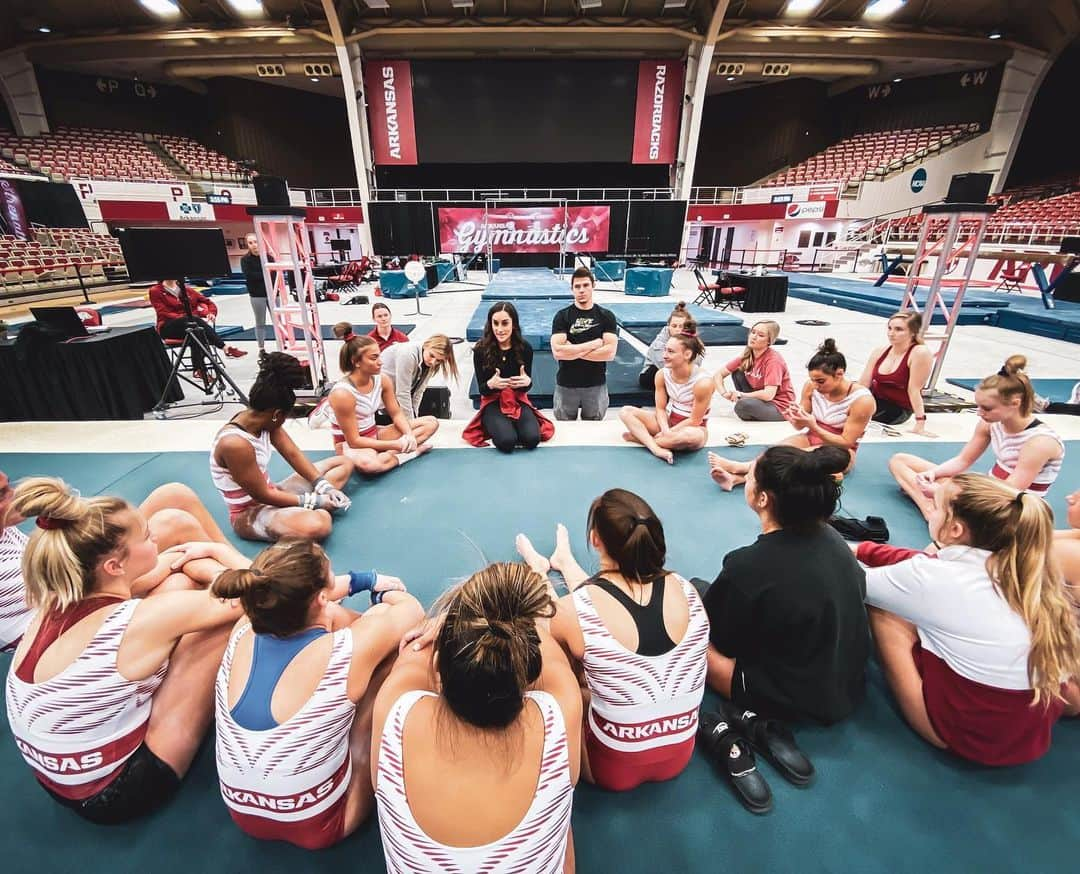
[{"xmin": 154, "ymin": 324, "xmax": 248, "ymax": 418}]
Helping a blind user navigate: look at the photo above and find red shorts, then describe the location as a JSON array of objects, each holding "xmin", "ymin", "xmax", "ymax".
[
  {"xmin": 584, "ymin": 720, "xmax": 695, "ymax": 792},
  {"xmin": 333, "ymin": 425, "xmax": 379, "ymax": 453},
  {"xmin": 912, "ymin": 641, "xmax": 1062, "ymax": 767},
  {"xmin": 668, "ymin": 412, "xmax": 707, "ymax": 427},
  {"xmin": 807, "ymin": 424, "xmax": 858, "ymax": 452},
  {"xmin": 229, "ymin": 794, "xmax": 348, "ymax": 850}
]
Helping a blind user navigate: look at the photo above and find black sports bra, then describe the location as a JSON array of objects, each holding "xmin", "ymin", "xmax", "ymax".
[{"xmin": 585, "ymin": 574, "xmax": 677, "ymax": 657}]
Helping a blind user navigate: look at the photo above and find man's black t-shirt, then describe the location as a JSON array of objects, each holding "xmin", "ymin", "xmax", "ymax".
[
  {"xmin": 703, "ymin": 525, "xmax": 869, "ymax": 725},
  {"xmin": 551, "ymin": 303, "xmax": 617, "ymax": 388},
  {"xmin": 241, "ymin": 252, "xmax": 266, "ymax": 298}
]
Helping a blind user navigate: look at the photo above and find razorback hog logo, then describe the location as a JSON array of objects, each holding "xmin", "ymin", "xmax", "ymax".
[
  {"xmin": 649, "ymin": 64, "xmax": 668, "ymax": 161},
  {"xmin": 222, "ymin": 779, "xmax": 336, "ymax": 812},
  {"xmin": 597, "ymin": 708, "xmax": 698, "ymax": 742},
  {"xmin": 382, "ymin": 66, "xmax": 402, "ymax": 161},
  {"xmin": 16, "ymin": 740, "xmax": 103, "ymax": 773}
]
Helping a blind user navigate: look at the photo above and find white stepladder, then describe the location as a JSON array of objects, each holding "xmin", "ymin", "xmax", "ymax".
[
  {"xmin": 899, "ymin": 202, "xmax": 998, "ymax": 409},
  {"xmin": 250, "ymin": 207, "xmax": 330, "ymax": 401}
]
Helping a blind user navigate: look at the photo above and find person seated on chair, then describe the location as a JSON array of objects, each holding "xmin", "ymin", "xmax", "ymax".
[
  {"xmin": 619, "ymin": 333, "xmax": 712, "ymax": 464},
  {"xmin": 367, "ymin": 302, "xmax": 409, "ymax": 353},
  {"xmin": 889, "ymin": 356, "xmax": 1064, "ymax": 520},
  {"xmin": 329, "ymin": 336, "xmax": 438, "ymax": 475},
  {"xmin": 379, "ymin": 334, "xmax": 459, "ymax": 421},
  {"xmin": 702, "ymin": 446, "xmax": 869, "ymax": 724},
  {"xmin": 210, "ymin": 353, "xmax": 354, "ymax": 543},
  {"xmin": 4, "ymin": 477, "xmax": 245, "ymax": 825},
  {"xmin": 857, "ymin": 474, "xmax": 1080, "ymax": 765},
  {"xmin": 372, "ymin": 562, "xmax": 580, "ymax": 873},
  {"xmin": 708, "ymin": 339, "xmax": 875, "ymax": 490},
  {"xmin": 713, "ymin": 320, "xmax": 795, "ymax": 423},
  {"xmin": 213, "ymin": 539, "xmax": 422, "ymax": 850},
  {"xmin": 858, "ymin": 311, "xmax": 933, "ymax": 433},
  {"xmin": 514, "ymin": 489, "xmax": 708, "ymax": 792},
  {"xmin": 551, "ymin": 268, "xmax": 618, "ymax": 421},
  {"xmin": 464, "ymin": 302, "xmax": 554, "ymax": 453},
  {"xmin": 332, "ymin": 322, "xmax": 357, "ymax": 342},
  {"xmin": 1, "ymin": 470, "xmax": 241, "ymax": 651},
  {"xmin": 149, "ymin": 279, "xmax": 246, "ymax": 373},
  {"xmin": 637, "ymin": 302, "xmax": 701, "ymax": 389}
]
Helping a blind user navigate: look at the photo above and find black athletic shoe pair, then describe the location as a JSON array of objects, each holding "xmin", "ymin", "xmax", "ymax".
[
  {"xmin": 697, "ymin": 700, "xmax": 815, "ymax": 815},
  {"xmin": 829, "ymin": 514, "xmax": 890, "ymax": 543}
]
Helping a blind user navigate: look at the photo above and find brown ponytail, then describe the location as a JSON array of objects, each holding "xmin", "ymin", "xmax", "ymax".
[
  {"xmin": 587, "ymin": 489, "xmax": 667, "ymax": 586},
  {"xmin": 339, "ymin": 335, "xmax": 378, "ymax": 375},
  {"xmin": 11, "ymin": 477, "xmax": 130, "ymax": 611},
  {"xmin": 669, "ymin": 332, "xmax": 705, "ymax": 364}
]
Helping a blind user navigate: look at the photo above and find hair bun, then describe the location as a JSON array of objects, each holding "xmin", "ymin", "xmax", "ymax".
[{"xmin": 818, "ymin": 338, "xmax": 838, "ymax": 355}]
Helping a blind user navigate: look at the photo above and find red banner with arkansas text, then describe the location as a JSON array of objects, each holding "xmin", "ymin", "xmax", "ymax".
[
  {"xmin": 438, "ymin": 206, "xmax": 611, "ymax": 254},
  {"xmin": 364, "ymin": 61, "xmax": 418, "ymax": 165},
  {"xmin": 632, "ymin": 61, "xmax": 684, "ymax": 165}
]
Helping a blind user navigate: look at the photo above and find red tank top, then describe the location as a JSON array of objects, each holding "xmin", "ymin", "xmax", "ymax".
[
  {"xmin": 15, "ymin": 595, "xmax": 125, "ymax": 683},
  {"xmin": 870, "ymin": 345, "xmax": 915, "ymax": 410}
]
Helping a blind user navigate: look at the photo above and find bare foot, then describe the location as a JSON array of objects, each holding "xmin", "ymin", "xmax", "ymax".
[
  {"xmin": 416, "ymin": 442, "xmax": 434, "ymax": 456},
  {"xmin": 710, "ymin": 465, "xmax": 736, "ymax": 491},
  {"xmin": 651, "ymin": 446, "xmax": 674, "ymax": 465},
  {"xmin": 515, "ymin": 534, "xmax": 550, "ymax": 575},
  {"xmin": 621, "ymin": 431, "xmax": 635, "ymax": 443},
  {"xmin": 550, "ymin": 523, "xmax": 573, "ymax": 572}
]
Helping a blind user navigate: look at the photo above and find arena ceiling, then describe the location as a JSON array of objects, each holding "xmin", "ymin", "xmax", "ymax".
[{"xmin": 1, "ymin": 1, "xmax": 1078, "ymax": 96}]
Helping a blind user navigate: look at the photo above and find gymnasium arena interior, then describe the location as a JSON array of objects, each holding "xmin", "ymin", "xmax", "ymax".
[{"xmin": 1, "ymin": 1, "xmax": 1079, "ymax": 871}]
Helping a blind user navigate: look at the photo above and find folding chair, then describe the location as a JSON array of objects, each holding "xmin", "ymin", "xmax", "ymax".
[
  {"xmin": 995, "ymin": 265, "xmax": 1028, "ymax": 294},
  {"xmin": 692, "ymin": 267, "xmax": 721, "ymax": 307}
]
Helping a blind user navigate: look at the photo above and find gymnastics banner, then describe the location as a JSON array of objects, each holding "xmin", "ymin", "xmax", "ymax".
[
  {"xmin": 632, "ymin": 61, "xmax": 684, "ymax": 165},
  {"xmin": 437, "ymin": 206, "xmax": 611, "ymax": 254},
  {"xmin": 364, "ymin": 60, "xmax": 418, "ymax": 165},
  {"xmin": 0, "ymin": 178, "xmax": 30, "ymax": 240}
]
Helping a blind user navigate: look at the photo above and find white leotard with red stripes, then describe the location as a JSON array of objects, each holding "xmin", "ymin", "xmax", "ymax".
[
  {"xmin": 989, "ymin": 419, "xmax": 1064, "ymax": 494},
  {"xmin": 329, "ymin": 377, "xmax": 382, "ymax": 447},
  {"xmin": 215, "ymin": 622, "xmax": 356, "ymax": 842},
  {"xmin": 0, "ymin": 526, "xmax": 31, "ymax": 651},
  {"xmin": 376, "ymin": 689, "xmax": 574, "ymax": 874},
  {"xmin": 572, "ymin": 575, "xmax": 708, "ymax": 757},
  {"xmin": 810, "ymin": 383, "xmax": 872, "ymax": 441},
  {"xmin": 210, "ymin": 424, "xmax": 273, "ymax": 517},
  {"xmin": 5, "ymin": 599, "xmax": 166, "ymax": 800},
  {"xmin": 662, "ymin": 367, "xmax": 712, "ymax": 422}
]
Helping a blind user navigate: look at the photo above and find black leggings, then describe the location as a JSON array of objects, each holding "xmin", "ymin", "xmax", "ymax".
[
  {"xmin": 871, "ymin": 398, "xmax": 912, "ymax": 425},
  {"xmin": 160, "ymin": 317, "xmax": 224, "ymax": 372},
  {"xmin": 638, "ymin": 364, "xmax": 658, "ymax": 390},
  {"xmin": 482, "ymin": 403, "xmax": 541, "ymax": 453}
]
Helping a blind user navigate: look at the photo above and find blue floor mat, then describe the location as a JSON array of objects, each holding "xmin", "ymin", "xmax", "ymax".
[
  {"xmin": 605, "ymin": 303, "xmax": 744, "ymax": 328},
  {"xmin": 467, "ymin": 338, "xmax": 653, "ymax": 408},
  {"xmin": 788, "ymin": 287, "xmax": 997, "ymax": 326},
  {"xmin": 481, "ymin": 268, "xmax": 572, "ymax": 300},
  {"xmin": 0, "ymin": 443, "xmax": 1078, "ymax": 872},
  {"xmin": 784, "ymin": 273, "xmax": 1011, "ymax": 309},
  {"xmin": 946, "ymin": 377, "xmax": 1078, "ymax": 402},
  {"xmin": 623, "ymin": 323, "xmax": 751, "ymax": 347}
]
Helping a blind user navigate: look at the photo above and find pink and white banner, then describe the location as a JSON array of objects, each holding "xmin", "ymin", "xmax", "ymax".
[
  {"xmin": 632, "ymin": 61, "xmax": 684, "ymax": 165},
  {"xmin": 364, "ymin": 61, "xmax": 418, "ymax": 166},
  {"xmin": 0, "ymin": 178, "xmax": 30, "ymax": 240},
  {"xmin": 438, "ymin": 206, "xmax": 611, "ymax": 254}
]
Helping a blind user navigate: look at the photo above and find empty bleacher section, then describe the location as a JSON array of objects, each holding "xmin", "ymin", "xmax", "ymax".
[
  {"xmin": 0, "ymin": 228, "xmax": 122, "ymax": 297},
  {"xmin": 0, "ymin": 127, "xmax": 172, "ymax": 182},
  {"xmin": 153, "ymin": 135, "xmax": 248, "ymax": 183},
  {"xmin": 763, "ymin": 124, "xmax": 979, "ymax": 188}
]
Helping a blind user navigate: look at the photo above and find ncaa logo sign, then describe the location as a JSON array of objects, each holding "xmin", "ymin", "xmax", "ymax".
[{"xmin": 911, "ymin": 168, "xmax": 928, "ymax": 193}]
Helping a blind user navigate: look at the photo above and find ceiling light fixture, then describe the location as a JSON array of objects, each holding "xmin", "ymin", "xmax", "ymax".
[
  {"xmin": 225, "ymin": 0, "xmax": 265, "ymax": 15},
  {"xmin": 578, "ymin": 0, "xmax": 603, "ymax": 8},
  {"xmin": 726, "ymin": 76, "xmax": 735, "ymax": 82},
  {"xmin": 863, "ymin": 0, "xmax": 906, "ymax": 21},
  {"xmin": 310, "ymin": 77, "xmax": 320, "ymax": 83},
  {"xmin": 893, "ymin": 77, "xmax": 902, "ymax": 83},
  {"xmin": 988, "ymin": 30, "xmax": 1002, "ymax": 40},
  {"xmin": 451, "ymin": 0, "xmax": 475, "ymax": 7},
  {"xmin": 784, "ymin": 0, "xmax": 823, "ymax": 15},
  {"xmin": 362, "ymin": 0, "xmax": 390, "ymax": 9},
  {"xmin": 139, "ymin": 0, "xmax": 182, "ymax": 18}
]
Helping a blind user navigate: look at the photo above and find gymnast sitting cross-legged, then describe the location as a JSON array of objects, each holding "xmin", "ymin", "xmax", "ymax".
[
  {"xmin": 619, "ymin": 332, "xmax": 713, "ymax": 464},
  {"xmin": 637, "ymin": 301, "xmax": 701, "ymax": 389},
  {"xmin": 328, "ymin": 336, "xmax": 437, "ymax": 475},
  {"xmin": 708, "ymin": 338, "xmax": 875, "ymax": 490},
  {"xmin": 514, "ymin": 489, "xmax": 708, "ymax": 792},
  {"xmin": 210, "ymin": 352, "xmax": 354, "ymax": 543},
  {"xmin": 4, "ymin": 477, "xmax": 245, "ymax": 825},
  {"xmin": 213, "ymin": 539, "xmax": 422, "ymax": 850},
  {"xmin": 888, "ymin": 355, "xmax": 1064, "ymax": 520}
]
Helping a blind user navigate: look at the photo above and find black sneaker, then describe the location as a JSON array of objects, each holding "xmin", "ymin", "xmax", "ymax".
[
  {"xmin": 698, "ymin": 710, "xmax": 773, "ymax": 814},
  {"xmin": 829, "ymin": 514, "xmax": 889, "ymax": 543}
]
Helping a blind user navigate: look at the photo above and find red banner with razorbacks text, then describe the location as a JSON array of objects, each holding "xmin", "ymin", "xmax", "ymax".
[
  {"xmin": 364, "ymin": 61, "xmax": 418, "ymax": 165},
  {"xmin": 632, "ymin": 61, "xmax": 684, "ymax": 165},
  {"xmin": 437, "ymin": 206, "xmax": 610, "ymax": 254}
]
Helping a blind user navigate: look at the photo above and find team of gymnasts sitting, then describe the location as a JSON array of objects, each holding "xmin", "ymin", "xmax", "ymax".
[{"xmin": 1, "ymin": 271, "xmax": 1078, "ymax": 867}]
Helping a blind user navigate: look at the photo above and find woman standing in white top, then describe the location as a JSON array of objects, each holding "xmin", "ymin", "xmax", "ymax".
[
  {"xmin": 210, "ymin": 353, "xmax": 353, "ymax": 543},
  {"xmin": 857, "ymin": 473, "xmax": 1080, "ymax": 766},
  {"xmin": 708, "ymin": 338, "xmax": 875, "ymax": 490},
  {"xmin": 373, "ymin": 563, "xmax": 581, "ymax": 873},
  {"xmin": 329, "ymin": 336, "xmax": 437, "ymax": 476},
  {"xmin": 619, "ymin": 333, "xmax": 713, "ymax": 464},
  {"xmin": 889, "ymin": 355, "xmax": 1064, "ymax": 519}
]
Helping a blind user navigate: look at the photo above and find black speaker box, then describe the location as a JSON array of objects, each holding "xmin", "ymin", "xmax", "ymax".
[
  {"xmin": 945, "ymin": 173, "xmax": 993, "ymax": 204},
  {"xmin": 1059, "ymin": 236, "xmax": 1080, "ymax": 255},
  {"xmin": 254, "ymin": 175, "xmax": 291, "ymax": 208},
  {"xmin": 368, "ymin": 202, "xmax": 436, "ymax": 256}
]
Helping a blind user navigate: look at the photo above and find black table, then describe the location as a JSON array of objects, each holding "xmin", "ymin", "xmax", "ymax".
[
  {"xmin": 0, "ymin": 325, "xmax": 182, "ymax": 421},
  {"xmin": 720, "ymin": 271, "xmax": 789, "ymax": 312}
]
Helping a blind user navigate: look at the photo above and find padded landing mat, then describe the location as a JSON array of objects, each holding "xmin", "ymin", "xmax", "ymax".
[
  {"xmin": 468, "ymin": 338, "xmax": 653, "ymax": 408},
  {"xmin": 788, "ymin": 287, "xmax": 996, "ymax": 326},
  {"xmin": 623, "ymin": 323, "xmax": 753, "ymax": 347},
  {"xmin": 1, "ymin": 443, "xmax": 1079, "ymax": 872},
  {"xmin": 467, "ymin": 299, "xmax": 571, "ymax": 348},
  {"xmin": 947, "ymin": 377, "xmax": 1078, "ymax": 402},
  {"xmin": 784, "ymin": 273, "xmax": 1010, "ymax": 309},
  {"xmin": 481, "ymin": 267, "xmax": 572, "ymax": 300},
  {"xmin": 229, "ymin": 323, "xmax": 416, "ymax": 342}
]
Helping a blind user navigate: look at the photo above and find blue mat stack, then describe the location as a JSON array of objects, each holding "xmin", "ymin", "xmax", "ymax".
[{"xmin": 481, "ymin": 267, "xmax": 573, "ymax": 301}]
